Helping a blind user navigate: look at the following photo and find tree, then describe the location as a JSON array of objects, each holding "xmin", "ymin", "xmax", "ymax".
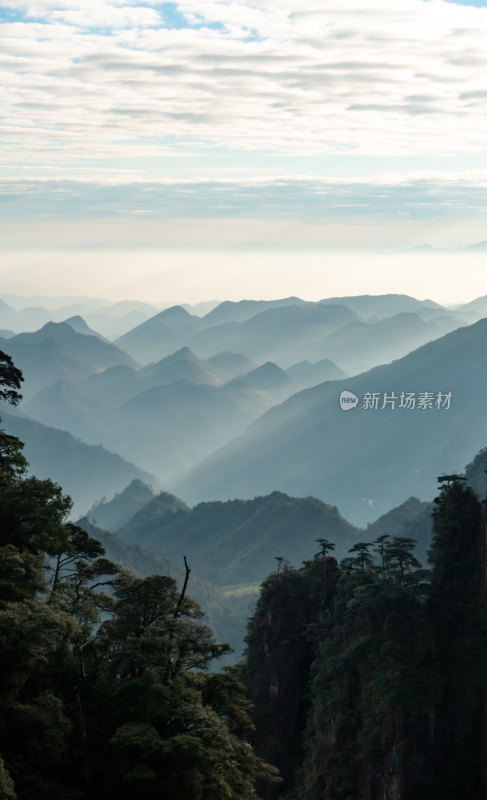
[
  {"xmin": 0, "ymin": 353, "xmax": 264, "ymax": 800},
  {"xmin": 383, "ymin": 537, "xmax": 421, "ymax": 583},
  {"xmin": 348, "ymin": 542, "xmax": 373, "ymax": 570},
  {"xmin": 91, "ymin": 575, "xmax": 258, "ymax": 800},
  {"xmin": 314, "ymin": 539, "xmax": 335, "ymax": 559},
  {"xmin": 0, "ymin": 350, "xmax": 23, "ymax": 407},
  {"xmin": 0, "ymin": 430, "xmax": 28, "ymax": 483},
  {"xmin": 275, "ymin": 556, "xmax": 284, "ymax": 575},
  {"xmin": 373, "ymin": 534, "xmax": 390, "ymax": 575}
]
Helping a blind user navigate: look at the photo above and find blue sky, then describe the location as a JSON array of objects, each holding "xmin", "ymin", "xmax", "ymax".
[
  {"xmin": 443, "ymin": 1, "xmax": 487, "ymax": 5},
  {"xmin": 1, "ymin": 0, "xmax": 487, "ymax": 301}
]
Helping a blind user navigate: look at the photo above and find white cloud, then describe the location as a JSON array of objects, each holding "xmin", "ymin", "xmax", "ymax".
[{"xmin": 0, "ymin": 0, "xmax": 486, "ymax": 180}]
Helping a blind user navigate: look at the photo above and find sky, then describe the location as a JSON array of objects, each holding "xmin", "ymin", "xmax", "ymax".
[{"xmin": 1, "ymin": 0, "xmax": 487, "ymax": 303}]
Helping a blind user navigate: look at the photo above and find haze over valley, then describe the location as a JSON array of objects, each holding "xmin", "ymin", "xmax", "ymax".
[{"xmin": 0, "ymin": 291, "xmax": 481, "ymax": 524}]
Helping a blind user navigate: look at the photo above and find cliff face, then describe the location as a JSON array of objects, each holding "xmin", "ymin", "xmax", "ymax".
[
  {"xmin": 245, "ymin": 480, "xmax": 487, "ymax": 800},
  {"xmin": 297, "ymin": 580, "xmax": 434, "ymax": 800},
  {"xmin": 245, "ymin": 569, "xmax": 317, "ymax": 799}
]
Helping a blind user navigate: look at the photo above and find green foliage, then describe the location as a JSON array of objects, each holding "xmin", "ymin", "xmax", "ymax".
[
  {"xmin": 118, "ymin": 491, "xmax": 361, "ymax": 587},
  {"xmin": 246, "ymin": 480, "xmax": 487, "ymax": 800},
  {"xmin": 0, "ymin": 367, "xmax": 264, "ymax": 800},
  {"xmin": 426, "ymin": 478, "xmax": 487, "ymax": 799},
  {"xmin": 347, "ymin": 541, "xmax": 373, "ymax": 569},
  {"xmin": 314, "ymin": 538, "xmax": 335, "ymax": 558},
  {"xmin": 383, "ymin": 536, "xmax": 421, "ymax": 583},
  {"xmin": 0, "ymin": 430, "xmax": 27, "ymax": 482},
  {"xmin": 105, "ymin": 676, "xmax": 258, "ymax": 800},
  {"xmin": 0, "ymin": 472, "xmax": 72, "ymax": 555},
  {"xmin": 0, "ymin": 350, "xmax": 23, "ymax": 407},
  {"xmin": 298, "ymin": 574, "xmax": 435, "ymax": 800}
]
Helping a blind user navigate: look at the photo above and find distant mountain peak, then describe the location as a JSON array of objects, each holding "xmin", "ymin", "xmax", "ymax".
[
  {"xmin": 64, "ymin": 315, "xmax": 107, "ymax": 340},
  {"xmin": 225, "ymin": 361, "xmax": 293, "ymax": 392},
  {"xmin": 159, "ymin": 305, "xmax": 193, "ymax": 319},
  {"xmin": 171, "ymin": 345, "xmax": 195, "ymax": 358},
  {"xmin": 87, "ymin": 478, "xmax": 156, "ymax": 532}
]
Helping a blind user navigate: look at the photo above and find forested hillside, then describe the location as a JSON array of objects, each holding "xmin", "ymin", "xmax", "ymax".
[
  {"xmin": 116, "ymin": 491, "xmax": 361, "ymax": 587},
  {"xmin": 245, "ymin": 477, "xmax": 487, "ymax": 800}
]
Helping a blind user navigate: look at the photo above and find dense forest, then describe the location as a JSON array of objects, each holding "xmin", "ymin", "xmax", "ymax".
[
  {"xmin": 246, "ymin": 478, "xmax": 487, "ymax": 799},
  {"xmin": 0, "ymin": 351, "xmax": 272, "ymax": 800},
  {"xmin": 3, "ymin": 346, "xmax": 487, "ymax": 800}
]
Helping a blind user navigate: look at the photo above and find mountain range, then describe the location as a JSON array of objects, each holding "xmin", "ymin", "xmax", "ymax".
[
  {"xmin": 116, "ymin": 490, "xmax": 361, "ymax": 587},
  {"xmin": 0, "ymin": 296, "xmax": 162, "ymax": 337},
  {"xmin": 175, "ymin": 317, "xmax": 487, "ymax": 525},
  {"xmin": 0, "ymin": 322, "xmax": 137, "ymax": 399},
  {"xmin": 1, "ymin": 292, "xmax": 486, "ymax": 520},
  {"xmin": 22, "ymin": 345, "xmax": 301, "ymax": 480}
]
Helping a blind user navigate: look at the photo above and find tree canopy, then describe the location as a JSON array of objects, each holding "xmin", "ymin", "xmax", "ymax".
[{"xmin": 0, "ymin": 353, "xmax": 266, "ymax": 800}]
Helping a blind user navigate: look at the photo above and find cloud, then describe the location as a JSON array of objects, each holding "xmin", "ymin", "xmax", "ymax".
[
  {"xmin": 1, "ymin": 176, "xmax": 487, "ymax": 230},
  {"xmin": 0, "ymin": 0, "xmax": 486, "ymax": 179}
]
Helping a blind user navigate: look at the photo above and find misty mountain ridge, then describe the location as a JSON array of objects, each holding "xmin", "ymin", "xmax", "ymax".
[
  {"xmin": 318, "ymin": 292, "xmax": 443, "ymax": 320},
  {"xmin": 140, "ymin": 346, "xmax": 222, "ymax": 387},
  {"xmin": 174, "ymin": 317, "xmax": 487, "ymax": 525},
  {"xmin": 202, "ymin": 297, "xmax": 305, "ymax": 326},
  {"xmin": 22, "ymin": 343, "xmax": 302, "ymax": 483},
  {"xmin": 110, "ymin": 297, "xmax": 469, "ymax": 375},
  {"xmin": 116, "ymin": 489, "xmax": 361, "ymax": 587},
  {"xmin": 184, "ymin": 303, "xmax": 360, "ymax": 366},
  {"xmin": 206, "ymin": 350, "xmax": 257, "ymax": 380},
  {"xmin": 0, "ymin": 296, "xmax": 160, "ymax": 336},
  {"xmin": 63, "ymin": 314, "xmax": 109, "ymax": 341},
  {"xmin": 96, "ymin": 476, "xmax": 470, "ymax": 593},
  {"xmin": 321, "ymin": 311, "xmax": 465, "ymax": 374},
  {"xmin": 287, "ymin": 357, "xmax": 347, "ymax": 389},
  {"xmin": 0, "ymin": 410, "xmax": 157, "ymax": 517},
  {"xmin": 12, "ymin": 321, "xmax": 138, "ymax": 368},
  {"xmin": 87, "ymin": 478, "xmax": 156, "ymax": 531},
  {"xmin": 1, "ymin": 291, "xmax": 483, "ymax": 515},
  {"xmin": 1, "ymin": 323, "xmax": 138, "ymax": 400},
  {"xmin": 23, "ymin": 379, "xmax": 119, "ymax": 446},
  {"xmin": 0, "ymin": 338, "xmax": 102, "ymax": 399},
  {"xmin": 117, "ymin": 379, "xmax": 257, "ymax": 479},
  {"xmin": 78, "ymin": 346, "xmax": 226, "ymax": 409},
  {"xmin": 117, "ymin": 489, "xmax": 190, "ymax": 538},
  {"xmin": 454, "ymin": 294, "xmax": 487, "ymax": 317},
  {"xmin": 224, "ymin": 361, "xmax": 293, "ymax": 394},
  {"xmin": 115, "ymin": 305, "xmax": 204, "ymax": 362}
]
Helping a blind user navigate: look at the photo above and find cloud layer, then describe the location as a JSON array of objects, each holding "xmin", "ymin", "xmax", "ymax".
[
  {"xmin": 1, "ymin": 0, "xmax": 487, "ymax": 178},
  {"xmin": 2, "ymin": 175, "xmax": 487, "ymax": 226}
]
